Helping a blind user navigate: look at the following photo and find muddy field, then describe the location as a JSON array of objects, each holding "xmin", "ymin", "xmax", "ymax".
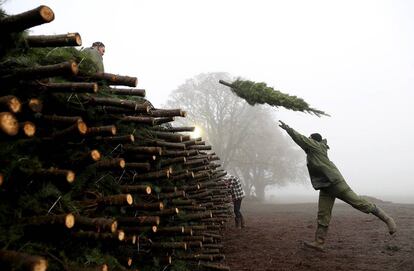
[{"xmin": 223, "ymin": 201, "xmax": 414, "ymax": 271}]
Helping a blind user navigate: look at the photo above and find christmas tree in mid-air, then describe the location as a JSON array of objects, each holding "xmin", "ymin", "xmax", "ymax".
[{"xmin": 219, "ymin": 79, "xmax": 329, "ymax": 117}]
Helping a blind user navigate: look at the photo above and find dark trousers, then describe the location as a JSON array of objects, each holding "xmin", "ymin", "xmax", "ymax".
[
  {"xmin": 317, "ymin": 181, "xmax": 375, "ymax": 227},
  {"xmin": 233, "ymin": 198, "xmax": 243, "ymax": 219}
]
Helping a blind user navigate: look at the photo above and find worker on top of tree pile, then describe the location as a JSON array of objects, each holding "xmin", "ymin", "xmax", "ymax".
[
  {"xmin": 83, "ymin": 41, "xmax": 105, "ymax": 72},
  {"xmin": 225, "ymin": 174, "xmax": 246, "ymax": 229},
  {"xmin": 278, "ymin": 120, "xmax": 396, "ymax": 251}
]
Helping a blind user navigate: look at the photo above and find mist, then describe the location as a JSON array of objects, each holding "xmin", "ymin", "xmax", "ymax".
[{"xmin": 4, "ymin": 0, "xmax": 414, "ymax": 203}]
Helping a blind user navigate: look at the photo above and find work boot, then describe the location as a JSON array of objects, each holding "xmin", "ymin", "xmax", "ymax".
[
  {"xmin": 371, "ymin": 206, "xmax": 397, "ymax": 235},
  {"xmin": 304, "ymin": 225, "xmax": 328, "ymax": 252},
  {"xmin": 235, "ymin": 217, "xmax": 241, "ymax": 229},
  {"xmin": 240, "ymin": 215, "xmax": 245, "ymax": 228}
]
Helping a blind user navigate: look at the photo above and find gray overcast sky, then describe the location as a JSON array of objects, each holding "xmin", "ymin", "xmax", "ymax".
[{"xmin": 3, "ymin": 0, "xmax": 414, "ymax": 203}]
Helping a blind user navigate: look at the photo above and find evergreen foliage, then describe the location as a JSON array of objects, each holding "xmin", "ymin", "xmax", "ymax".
[
  {"xmin": 1, "ymin": 46, "xmax": 100, "ymax": 74},
  {"xmin": 226, "ymin": 79, "xmax": 330, "ymax": 117},
  {"xmin": 0, "ymin": 8, "xmax": 27, "ymax": 59}
]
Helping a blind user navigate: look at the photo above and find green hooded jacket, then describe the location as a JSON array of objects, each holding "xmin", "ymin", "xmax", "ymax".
[
  {"xmin": 284, "ymin": 126, "xmax": 345, "ymax": 190},
  {"xmin": 83, "ymin": 47, "xmax": 104, "ymax": 73}
]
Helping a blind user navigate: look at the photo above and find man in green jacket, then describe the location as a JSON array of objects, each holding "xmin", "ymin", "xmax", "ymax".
[
  {"xmin": 279, "ymin": 120, "xmax": 396, "ymax": 251},
  {"xmin": 83, "ymin": 41, "xmax": 105, "ymax": 73}
]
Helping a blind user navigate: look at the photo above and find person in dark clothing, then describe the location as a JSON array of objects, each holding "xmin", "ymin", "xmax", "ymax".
[
  {"xmin": 83, "ymin": 41, "xmax": 105, "ymax": 72},
  {"xmin": 279, "ymin": 120, "xmax": 396, "ymax": 251},
  {"xmin": 225, "ymin": 175, "xmax": 246, "ymax": 229}
]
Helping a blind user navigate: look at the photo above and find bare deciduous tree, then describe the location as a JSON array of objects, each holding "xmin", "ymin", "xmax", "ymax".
[{"xmin": 166, "ymin": 72, "xmax": 306, "ymax": 201}]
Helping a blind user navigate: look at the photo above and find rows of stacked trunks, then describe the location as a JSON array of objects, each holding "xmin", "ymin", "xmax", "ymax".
[{"xmin": 0, "ymin": 5, "xmax": 232, "ymax": 271}]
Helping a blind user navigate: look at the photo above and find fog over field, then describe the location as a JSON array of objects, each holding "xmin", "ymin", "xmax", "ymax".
[{"xmin": 4, "ymin": 0, "xmax": 414, "ymax": 203}]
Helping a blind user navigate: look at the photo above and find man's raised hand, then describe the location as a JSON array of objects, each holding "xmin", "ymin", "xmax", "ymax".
[{"xmin": 279, "ymin": 120, "xmax": 289, "ymax": 130}]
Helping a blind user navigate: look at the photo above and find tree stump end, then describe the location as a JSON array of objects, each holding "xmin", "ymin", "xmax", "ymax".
[
  {"xmin": 91, "ymin": 150, "xmax": 101, "ymax": 161},
  {"xmin": 0, "ymin": 112, "xmax": 19, "ymax": 136},
  {"xmin": 39, "ymin": 5, "xmax": 55, "ymax": 22},
  {"xmin": 65, "ymin": 213, "xmax": 75, "ymax": 228}
]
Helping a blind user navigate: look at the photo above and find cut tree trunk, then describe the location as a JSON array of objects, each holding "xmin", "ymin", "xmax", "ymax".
[
  {"xmin": 1, "ymin": 61, "xmax": 78, "ymax": 81},
  {"xmin": 171, "ymin": 199, "xmax": 194, "ymax": 206},
  {"xmin": 184, "ymin": 158, "xmax": 208, "ymax": 167},
  {"xmin": 85, "ymin": 96, "xmax": 148, "ymax": 112},
  {"xmin": 188, "ymin": 145, "xmax": 212, "ymax": 150},
  {"xmin": 0, "ymin": 5, "xmax": 54, "ymax": 33},
  {"xmin": 154, "ymin": 117, "xmax": 175, "ymax": 125},
  {"xmin": 158, "ymin": 191, "xmax": 186, "ymax": 199},
  {"xmin": 161, "ymin": 150, "xmax": 194, "ymax": 157},
  {"xmin": 185, "ymin": 241, "xmax": 203, "ymax": 248},
  {"xmin": 27, "ymin": 98, "xmax": 43, "ymax": 113},
  {"xmin": 156, "ymin": 226, "xmax": 184, "ymax": 234},
  {"xmin": 74, "ymin": 216, "xmax": 117, "ymax": 233},
  {"xmin": 197, "ymin": 248, "xmax": 220, "ymax": 254},
  {"xmin": 182, "ymin": 184, "xmax": 200, "ymax": 192},
  {"xmin": 66, "ymin": 264, "xmax": 108, "ymax": 271},
  {"xmin": 120, "ymin": 225, "xmax": 157, "ymax": 234},
  {"xmin": 198, "ymin": 262, "xmax": 230, "ymax": 271},
  {"xmin": 202, "ymin": 244, "xmax": 223, "ymax": 249},
  {"xmin": 151, "ymin": 242, "xmax": 187, "ymax": 250},
  {"xmin": 150, "ymin": 109, "xmax": 186, "ymax": 118},
  {"xmin": 121, "ymin": 116, "xmax": 155, "ymax": 125},
  {"xmin": 20, "ymin": 213, "xmax": 75, "ymax": 228},
  {"xmin": 178, "ymin": 205, "xmax": 206, "ymax": 211},
  {"xmin": 176, "ymin": 211, "xmax": 212, "ymax": 221},
  {"xmin": 146, "ymin": 139, "xmax": 186, "ymax": 150},
  {"xmin": 176, "ymin": 254, "xmax": 213, "ymax": 261},
  {"xmin": 94, "ymin": 158, "xmax": 125, "ymax": 170},
  {"xmin": 108, "ymin": 88, "xmax": 146, "ymax": 97},
  {"xmin": 87, "ymin": 125, "xmax": 116, "ymax": 136},
  {"xmin": 51, "ymin": 120, "xmax": 87, "ymax": 139},
  {"xmin": 159, "ymin": 157, "xmax": 186, "ymax": 167},
  {"xmin": 127, "ymin": 201, "xmax": 163, "ymax": 211},
  {"xmin": 0, "ymin": 95, "xmax": 21, "ymax": 113},
  {"xmin": 26, "ymin": 32, "xmax": 82, "ymax": 47},
  {"xmin": 187, "ymin": 191, "xmax": 212, "ymax": 200},
  {"xmin": 0, "ymin": 112, "xmax": 19, "ymax": 136},
  {"xmin": 37, "ymin": 82, "xmax": 98, "ymax": 93},
  {"xmin": 152, "ymin": 131, "xmax": 183, "ymax": 142},
  {"xmin": 152, "ymin": 208, "xmax": 179, "ymax": 216},
  {"xmin": 120, "ymin": 185, "xmax": 152, "ymax": 195},
  {"xmin": 98, "ymin": 194, "xmax": 133, "ymax": 206},
  {"xmin": 153, "ymin": 126, "xmax": 195, "ymax": 132},
  {"xmin": 33, "ymin": 168, "xmax": 75, "ymax": 184},
  {"xmin": 79, "ymin": 72, "xmax": 137, "ymax": 87},
  {"xmin": 0, "ymin": 250, "xmax": 48, "ymax": 271},
  {"xmin": 160, "ymin": 186, "xmax": 177, "ymax": 193},
  {"xmin": 123, "ymin": 145, "xmax": 162, "ymax": 155},
  {"xmin": 42, "ymin": 114, "xmax": 82, "ymax": 124},
  {"xmin": 72, "ymin": 231, "xmax": 124, "ymax": 242},
  {"xmin": 116, "ymin": 216, "xmax": 160, "ymax": 226},
  {"xmin": 182, "ymin": 139, "xmax": 197, "ymax": 147},
  {"xmin": 132, "ymin": 169, "xmax": 170, "ymax": 181},
  {"xmin": 94, "ymin": 135, "xmax": 134, "ymax": 144},
  {"xmin": 69, "ymin": 150, "xmax": 101, "ymax": 168},
  {"xmin": 182, "ymin": 236, "xmax": 205, "ymax": 242}
]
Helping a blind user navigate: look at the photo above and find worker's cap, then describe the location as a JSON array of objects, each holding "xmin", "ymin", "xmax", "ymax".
[
  {"xmin": 92, "ymin": 41, "xmax": 105, "ymax": 47},
  {"xmin": 310, "ymin": 133, "xmax": 322, "ymax": 142}
]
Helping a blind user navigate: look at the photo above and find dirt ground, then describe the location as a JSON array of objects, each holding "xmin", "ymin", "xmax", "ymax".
[{"xmin": 223, "ymin": 201, "xmax": 414, "ymax": 271}]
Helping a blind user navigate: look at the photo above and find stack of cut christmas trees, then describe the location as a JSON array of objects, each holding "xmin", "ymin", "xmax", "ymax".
[{"xmin": 0, "ymin": 5, "xmax": 232, "ymax": 271}]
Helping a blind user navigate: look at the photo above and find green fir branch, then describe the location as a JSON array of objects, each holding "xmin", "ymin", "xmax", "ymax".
[{"xmin": 219, "ymin": 79, "xmax": 330, "ymax": 117}]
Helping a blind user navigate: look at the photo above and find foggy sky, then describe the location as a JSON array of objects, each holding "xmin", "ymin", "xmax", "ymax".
[{"xmin": 3, "ymin": 0, "xmax": 414, "ymax": 203}]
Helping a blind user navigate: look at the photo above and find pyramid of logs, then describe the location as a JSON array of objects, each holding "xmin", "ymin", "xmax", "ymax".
[{"xmin": 0, "ymin": 5, "xmax": 232, "ymax": 271}]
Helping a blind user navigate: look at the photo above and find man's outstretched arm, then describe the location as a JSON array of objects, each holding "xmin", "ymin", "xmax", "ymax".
[{"xmin": 279, "ymin": 120, "xmax": 318, "ymax": 151}]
